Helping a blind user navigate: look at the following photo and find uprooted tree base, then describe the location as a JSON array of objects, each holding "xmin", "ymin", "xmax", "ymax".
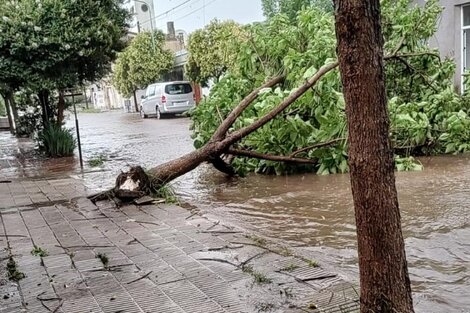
[{"xmin": 88, "ymin": 51, "xmax": 435, "ymax": 204}]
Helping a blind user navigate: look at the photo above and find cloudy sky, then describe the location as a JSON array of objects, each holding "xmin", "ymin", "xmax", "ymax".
[{"xmin": 150, "ymin": 0, "xmax": 265, "ymax": 33}]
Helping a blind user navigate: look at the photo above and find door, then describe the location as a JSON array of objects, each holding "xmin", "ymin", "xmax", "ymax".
[{"xmin": 143, "ymin": 85, "xmax": 156, "ymax": 113}]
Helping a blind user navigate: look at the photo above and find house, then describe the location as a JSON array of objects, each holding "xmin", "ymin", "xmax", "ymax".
[
  {"xmin": 417, "ymin": 0, "xmax": 470, "ymax": 92},
  {"xmin": 125, "ymin": 0, "xmax": 155, "ymax": 32}
]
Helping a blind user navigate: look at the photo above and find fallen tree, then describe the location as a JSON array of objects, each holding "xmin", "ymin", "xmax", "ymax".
[
  {"xmin": 91, "ymin": 0, "xmax": 470, "ymax": 202},
  {"xmin": 90, "ymin": 51, "xmax": 429, "ymax": 202},
  {"xmin": 90, "ymin": 64, "xmax": 338, "ymax": 202}
]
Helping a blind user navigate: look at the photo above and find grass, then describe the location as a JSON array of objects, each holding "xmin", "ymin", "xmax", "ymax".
[
  {"xmin": 7, "ymin": 257, "xmax": 25, "ymax": 281},
  {"xmin": 279, "ymin": 263, "xmax": 299, "ymax": 272},
  {"xmin": 31, "ymin": 246, "xmax": 48, "ymax": 257},
  {"xmin": 299, "ymin": 257, "xmax": 319, "ymax": 268},
  {"xmin": 96, "ymin": 253, "xmax": 109, "ymax": 268},
  {"xmin": 242, "ymin": 265, "xmax": 272, "ymax": 284},
  {"xmin": 87, "ymin": 154, "xmax": 107, "ymax": 167},
  {"xmin": 246, "ymin": 235, "xmax": 267, "ymax": 247},
  {"xmin": 152, "ymin": 184, "xmax": 178, "ymax": 204}
]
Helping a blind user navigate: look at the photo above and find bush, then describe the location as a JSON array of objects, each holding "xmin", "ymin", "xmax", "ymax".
[{"xmin": 37, "ymin": 124, "xmax": 76, "ymax": 157}]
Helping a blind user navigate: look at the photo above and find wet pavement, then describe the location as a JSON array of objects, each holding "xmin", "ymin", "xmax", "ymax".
[
  {"xmin": 1, "ymin": 111, "xmax": 469, "ymax": 312},
  {"xmin": 0, "ymin": 179, "xmax": 357, "ymax": 313}
]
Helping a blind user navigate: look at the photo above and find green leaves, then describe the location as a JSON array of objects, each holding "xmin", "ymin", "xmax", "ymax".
[
  {"xmin": 191, "ymin": 1, "xmax": 470, "ymax": 176},
  {"xmin": 186, "ymin": 20, "xmax": 243, "ymax": 86},
  {"xmin": 0, "ymin": 0, "xmax": 129, "ymax": 92},
  {"xmin": 113, "ymin": 31, "xmax": 174, "ymax": 97}
]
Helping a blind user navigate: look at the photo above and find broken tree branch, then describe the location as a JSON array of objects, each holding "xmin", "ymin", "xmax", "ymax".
[
  {"xmin": 289, "ymin": 138, "xmax": 347, "ymax": 157},
  {"xmin": 228, "ymin": 148, "xmax": 317, "ymax": 164},
  {"xmin": 126, "ymin": 271, "xmax": 153, "ymax": 284},
  {"xmin": 222, "ymin": 61, "xmax": 339, "ymax": 145},
  {"xmin": 211, "ymin": 75, "xmax": 284, "ymax": 141},
  {"xmin": 384, "ymin": 51, "xmax": 441, "ymax": 61}
]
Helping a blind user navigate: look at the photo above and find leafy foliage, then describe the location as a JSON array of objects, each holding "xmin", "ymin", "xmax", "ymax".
[
  {"xmin": 113, "ymin": 31, "xmax": 174, "ymax": 97},
  {"xmin": 186, "ymin": 20, "xmax": 244, "ymax": 86},
  {"xmin": 38, "ymin": 124, "xmax": 76, "ymax": 157},
  {"xmin": 0, "ymin": 0, "xmax": 128, "ymax": 148},
  {"xmin": 0, "ymin": 0, "xmax": 129, "ymax": 91},
  {"xmin": 191, "ymin": 0, "xmax": 470, "ymax": 175},
  {"xmin": 261, "ymin": 0, "xmax": 333, "ymax": 20}
]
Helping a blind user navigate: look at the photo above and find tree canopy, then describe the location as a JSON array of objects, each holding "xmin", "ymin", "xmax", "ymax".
[
  {"xmin": 191, "ymin": 0, "xmax": 470, "ymax": 175},
  {"xmin": 261, "ymin": 0, "xmax": 333, "ymax": 20},
  {"xmin": 0, "ymin": 0, "xmax": 129, "ymax": 93},
  {"xmin": 185, "ymin": 20, "xmax": 244, "ymax": 86},
  {"xmin": 113, "ymin": 31, "xmax": 174, "ymax": 97}
]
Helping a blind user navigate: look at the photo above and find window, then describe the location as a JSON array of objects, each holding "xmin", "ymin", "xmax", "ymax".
[
  {"xmin": 464, "ymin": 6, "xmax": 470, "ymax": 27},
  {"xmin": 164, "ymin": 83, "xmax": 192, "ymax": 95},
  {"xmin": 462, "ymin": 5, "xmax": 470, "ymax": 92},
  {"xmin": 147, "ymin": 85, "xmax": 156, "ymax": 97}
]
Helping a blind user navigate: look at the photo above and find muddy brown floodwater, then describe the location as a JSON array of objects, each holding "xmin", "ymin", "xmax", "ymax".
[{"xmin": 2, "ymin": 112, "xmax": 469, "ymax": 313}]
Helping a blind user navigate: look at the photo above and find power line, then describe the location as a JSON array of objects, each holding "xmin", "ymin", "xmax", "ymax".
[
  {"xmin": 156, "ymin": 0, "xmax": 194, "ymax": 18},
  {"xmin": 139, "ymin": 0, "xmax": 197, "ymax": 25},
  {"xmin": 166, "ymin": 0, "xmax": 219, "ymax": 24}
]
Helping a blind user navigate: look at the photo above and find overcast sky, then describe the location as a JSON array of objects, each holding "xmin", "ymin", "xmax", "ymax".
[{"xmin": 151, "ymin": 0, "xmax": 265, "ymax": 33}]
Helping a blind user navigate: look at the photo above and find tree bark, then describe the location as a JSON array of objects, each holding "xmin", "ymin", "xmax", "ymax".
[
  {"xmin": 2, "ymin": 93, "xmax": 15, "ymax": 134},
  {"xmin": 57, "ymin": 90, "xmax": 65, "ymax": 126},
  {"xmin": 38, "ymin": 90, "xmax": 52, "ymax": 127},
  {"xmin": 335, "ymin": 1, "xmax": 414, "ymax": 313},
  {"xmin": 6, "ymin": 91, "xmax": 19, "ymax": 131},
  {"xmin": 92, "ymin": 72, "xmax": 337, "ymax": 202},
  {"xmin": 133, "ymin": 89, "xmax": 139, "ymax": 112}
]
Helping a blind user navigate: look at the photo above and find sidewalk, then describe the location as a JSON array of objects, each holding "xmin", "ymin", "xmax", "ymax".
[{"xmin": 0, "ymin": 177, "xmax": 359, "ymax": 313}]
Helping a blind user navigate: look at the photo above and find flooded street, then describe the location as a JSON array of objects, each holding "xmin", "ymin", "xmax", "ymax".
[{"xmin": 1, "ymin": 112, "xmax": 469, "ymax": 312}]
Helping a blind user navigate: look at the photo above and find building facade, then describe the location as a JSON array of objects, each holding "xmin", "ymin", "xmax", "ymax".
[
  {"xmin": 417, "ymin": 0, "xmax": 470, "ymax": 91},
  {"xmin": 125, "ymin": 0, "xmax": 156, "ymax": 33}
]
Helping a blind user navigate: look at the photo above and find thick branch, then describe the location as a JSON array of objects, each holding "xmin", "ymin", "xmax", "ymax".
[
  {"xmin": 221, "ymin": 62, "xmax": 339, "ymax": 146},
  {"xmin": 228, "ymin": 148, "xmax": 317, "ymax": 164},
  {"xmin": 211, "ymin": 75, "xmax": 284, "ymax": 140},
  {"xmin": 210, "ymin": 156, "xmax": 236, "ymax": 175},
  {"xmin": 384, "ymin": 51, "xmax": 441, "ymax": 61},
  {"xmin": 290, "ymin": 138, "xmax": 347, "ymax": 157}
]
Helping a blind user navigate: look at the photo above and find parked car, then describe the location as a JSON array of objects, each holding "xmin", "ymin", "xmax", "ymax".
[{"xmin": 140, "ymin": 81, "xmax": 196, "ymax": 119}]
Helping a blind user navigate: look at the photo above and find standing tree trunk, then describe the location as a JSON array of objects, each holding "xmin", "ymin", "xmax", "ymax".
[
  {"xmin": 2, "ymin": 93, "xmax": 15, "ymax": 134},
  {"xmin": 335, "ymin": 1, "xmax": 414, "ymax": 313},
  {"xmin": 6, "ymin": 91, "xmax": 19, "ymax": 131},
  {"xmin": 133, "ymin": 89, "xmax": 139, "ymax": 112},
  {"xmin": 38, "ymin": 89, "xmax": 52, "ymax": 127},
  {"xmin": 57, "ymin": 90, "xmax": 65, "ymax": 126}
]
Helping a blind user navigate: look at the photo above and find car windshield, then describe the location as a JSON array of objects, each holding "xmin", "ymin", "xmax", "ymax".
[{"xmin": 165, "ymin": 83, "xmax": 192, "ymax": 95}]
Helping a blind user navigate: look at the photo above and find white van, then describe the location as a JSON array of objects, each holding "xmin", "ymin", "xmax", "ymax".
[{"xmin": 140, "ymin": 81, "xmax": 196, "ymax": 119}]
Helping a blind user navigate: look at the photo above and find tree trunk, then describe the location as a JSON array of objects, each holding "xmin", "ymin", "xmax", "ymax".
[
  {"xmin": 91, "ymin": 74, "xmax": 341, "ymax": 202},
  {"xmin": 2, "ymin": 93, "xmax": 15, "ymax": 134},
  {"xmin": 335, "ymin": 1, "xmax": 414, "ymax": 313},
  {"xmin": 57, "ymin": 90, "xmax": 65, "ymax": 126},
  {"xmin": 38, "ymin": 90, "xmax": 52, "ymax": 127},
  {"xmin": 133, "ymin": 90, "xmax": 139, "ymax": 112},
  {"xmin": 7, "ymin": 91, "xmax": 19, "ymax": 131}
]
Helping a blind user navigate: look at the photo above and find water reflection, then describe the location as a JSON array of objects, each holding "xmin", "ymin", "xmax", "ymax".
[
  {"xmin": 2, "ymin": 113, "xmax": 468, "ymax": 312},
  {"xmin": 181, "ymin": 156, "xmax": 470, "ymax": 313}
]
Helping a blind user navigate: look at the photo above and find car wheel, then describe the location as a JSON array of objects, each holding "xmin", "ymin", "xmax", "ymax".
[
  {"xmin": 156, "ymin": 107, "xmax": 161, "ymax": 120},
  {"xmin": 140, "ymin": 107, "xmax": 147, "ymax": 119}
]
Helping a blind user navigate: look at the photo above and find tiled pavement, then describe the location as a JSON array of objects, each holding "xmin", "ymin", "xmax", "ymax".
[{"xmin": 0, "ymin": 178, "xmax": 359, "ymax": 313}]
